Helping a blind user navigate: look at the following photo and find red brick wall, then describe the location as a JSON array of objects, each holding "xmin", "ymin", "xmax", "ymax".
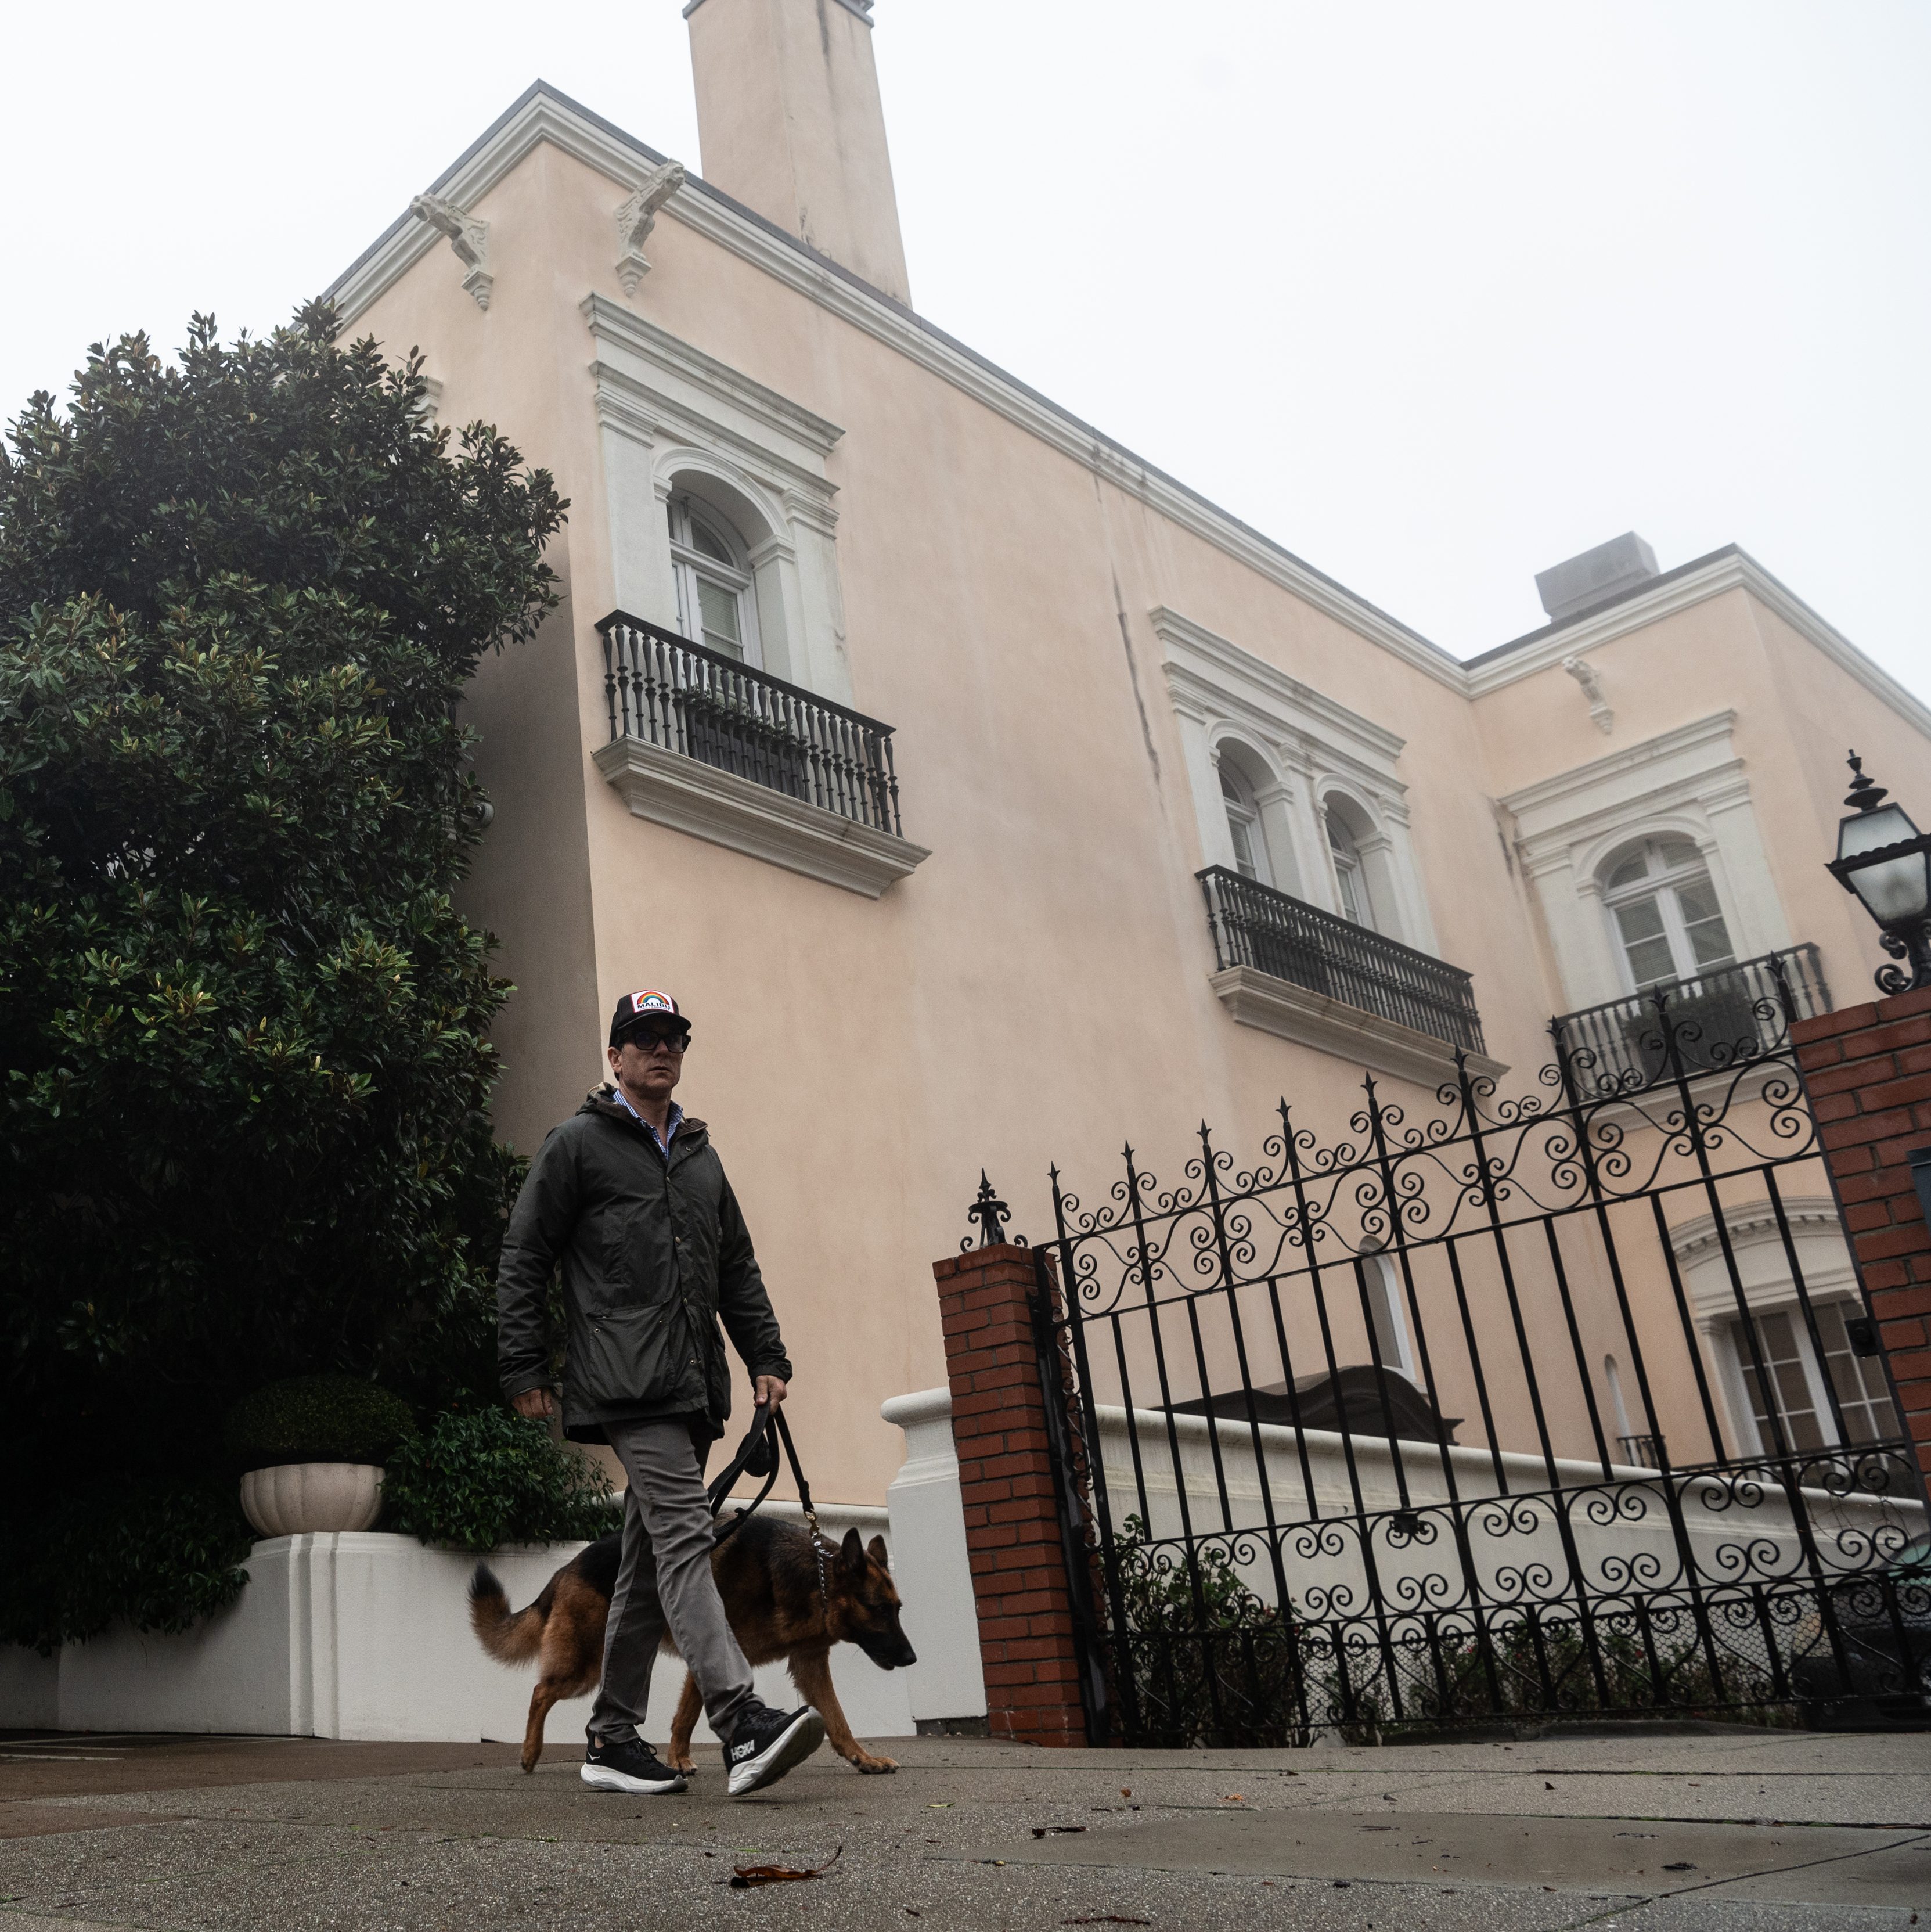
[
  {"xmin": 1792, "ymin": 984, "xmax": 1931, "ymax": 1484},
  {"xmin": 932, "ymin": 1243, "xmax": 1090, "ymax": 1747}
]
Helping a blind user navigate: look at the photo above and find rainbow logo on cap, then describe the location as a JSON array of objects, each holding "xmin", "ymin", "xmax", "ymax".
[{"xmin": 629, "ymin": 990, "xmax": 676, "ymax": 1012}]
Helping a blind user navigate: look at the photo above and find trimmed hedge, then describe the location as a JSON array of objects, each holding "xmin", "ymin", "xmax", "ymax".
[
  {"xmin": 224, "ymin": 1376, "xmax": 417, "ymax": 1470},
  {"xmin": 381, "ymin": 1408, "xmax": 618, "ymax": 1550}
]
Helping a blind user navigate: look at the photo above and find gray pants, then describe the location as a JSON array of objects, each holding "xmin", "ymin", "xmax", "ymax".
[{"xmin": 588, "ymin": 1417, "xmax": 756, "ymax": 1746}]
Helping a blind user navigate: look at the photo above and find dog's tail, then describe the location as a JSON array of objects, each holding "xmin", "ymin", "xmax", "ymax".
[{"xmin": 468, "ymin": 1562, "xmax": 547, "ymax": 1665}]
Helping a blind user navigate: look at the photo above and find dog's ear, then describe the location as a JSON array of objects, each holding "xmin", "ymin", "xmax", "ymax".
[
  {"xmin": 866, "ymin": 1534, "xmax": 889, "ymax": 1571},
  {"xmin": 840, "ymin": 1526, "xmax": 865, "ymax": 1574}
]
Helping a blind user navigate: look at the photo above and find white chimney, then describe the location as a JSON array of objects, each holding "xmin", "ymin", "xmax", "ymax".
[{"xmin": 684, "ymin": 0, "xmax": 912, "ymax": 306}]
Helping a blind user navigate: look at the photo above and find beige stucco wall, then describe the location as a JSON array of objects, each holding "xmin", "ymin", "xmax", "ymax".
[{"xmin": 338, "ymin": 111, "xmax": 1927, "ymax": 1505}]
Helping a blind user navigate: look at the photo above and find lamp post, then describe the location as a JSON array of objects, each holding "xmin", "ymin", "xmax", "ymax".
[{"xmin": 1827, "ymin": 752, "xmax": 1931, "ymax": 994}]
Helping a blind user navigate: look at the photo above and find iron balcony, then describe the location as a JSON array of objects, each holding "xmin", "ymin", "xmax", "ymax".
[
  {"xmin": 596, "ymin": 610, "xmax": 904, "ymax": 836},
  {"xmin": 1197, "ymin": 865, "xmax": 1488, "ymax": 1056},
  {"xmin": 1552, "ymin": 945, "xmax": 1831, "ymax": 1088}
]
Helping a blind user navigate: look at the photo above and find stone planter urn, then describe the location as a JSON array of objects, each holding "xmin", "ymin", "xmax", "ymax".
[{"xmin": 240, "ymin": 1462, "xmax": 384, "ymax": 1537}]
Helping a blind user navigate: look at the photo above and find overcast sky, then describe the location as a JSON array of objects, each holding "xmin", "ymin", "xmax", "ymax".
[{"xmin": 4, "ymin": 2, "xmax": 1926, "ymax": 688}]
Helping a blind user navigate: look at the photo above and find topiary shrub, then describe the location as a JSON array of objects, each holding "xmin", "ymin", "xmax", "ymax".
[
  {"xmin": 224, "ymin": 1376, "xmax": 417, "ymax": 1470},
  {"xmin": 0, "ymin": 1480, "xmax": 254, "ymax": 1654},
  {"xmin": 381, "ymin": 1409, "xmax": 618, "ymax": 1550}
]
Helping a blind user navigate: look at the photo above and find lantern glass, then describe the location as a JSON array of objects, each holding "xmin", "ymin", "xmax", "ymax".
[{"xmin": 1838, "ymin": 800, "xmax": 1931, "ymax": 925}]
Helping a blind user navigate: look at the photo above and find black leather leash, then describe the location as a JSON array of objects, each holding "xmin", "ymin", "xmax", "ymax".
[{"xmin": 707, "ymin": 1404, "xmax": 827, "ymax": 1600}]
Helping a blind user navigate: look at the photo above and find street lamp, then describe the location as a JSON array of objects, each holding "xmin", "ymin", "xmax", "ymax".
[{"xmin": 1828, "ymin": 752, "xmax": 1931, "ymax": 993}]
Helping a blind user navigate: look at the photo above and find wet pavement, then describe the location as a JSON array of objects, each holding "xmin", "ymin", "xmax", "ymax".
[{"xmin": 1, "ymin": 1724, "xmax": 1925, "ymax": 1930}]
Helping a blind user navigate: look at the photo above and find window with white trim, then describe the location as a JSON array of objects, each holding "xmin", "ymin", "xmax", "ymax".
[
  {"xmin": 1730, "ymin": 1301, "xmax": 1899, "ymax": 1454},
  {"xmin": 1363, "ymin": 1251, "xmax": 1415, "ymax": 1379},
  {"xmin": 1220, "ymin": 761, "xmax": 1271, "ymax": 886},
  {"xmin": 1601, "ymin": 835, "xmax": 1734, "ymax": 991},
  {"xmin": 667, "ymin": 493, "xmax": 761, "ymax": 667},
  {"xmin": 1326, "ymin": 796, "xmax": 1378, "ymax": 931}
]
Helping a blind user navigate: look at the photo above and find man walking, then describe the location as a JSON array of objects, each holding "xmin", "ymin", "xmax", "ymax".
[{"xmin": 496, "ymin": 988, "xmax": 825, "ymax": 1797}]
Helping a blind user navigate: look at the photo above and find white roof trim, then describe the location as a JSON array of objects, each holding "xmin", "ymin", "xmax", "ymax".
[
  {"xmin": 1469, "ymin": 551, "xmax": 1931, "ymax": 741},
  {"xmin": 326, "ymin": 85, "xmax": 1459, "ymax": 690},
  {"xmin": 328, "ymin": 88, "xmax": 1929, "ymax": 741}
]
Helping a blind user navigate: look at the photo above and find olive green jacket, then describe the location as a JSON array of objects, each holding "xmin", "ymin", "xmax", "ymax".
[{"xmin": 496, "ymin": 1088, "xmax": 791, "ymax": 1444}]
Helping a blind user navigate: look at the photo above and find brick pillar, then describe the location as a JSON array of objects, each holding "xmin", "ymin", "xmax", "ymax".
[
  {"xmin": 932, "ymin": 1243, "xmax": 1093, "ymax": 1747},
  {"xmin": 1793, "ymin": 984, "xmax": 1931, "ymax": 1487}
]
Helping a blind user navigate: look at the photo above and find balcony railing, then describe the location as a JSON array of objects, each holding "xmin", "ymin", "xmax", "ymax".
[
  {"xmin": 1551, "ymin": 945, "xmax": 1831, "ymax": 1091},
  {"xmin": 597, "ymin": 610, "xmax": 903, "ymax": 836},
  {"xmin": 1198, "ymin": 866, "xmax": 1488, "ymax": 1056}
]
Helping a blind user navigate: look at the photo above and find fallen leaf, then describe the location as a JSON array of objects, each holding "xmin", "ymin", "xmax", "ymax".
[
  {"xmin": 1119, "ymin": 1788, "xmax": 1132, "ymax": 1798},
  {"xmin": 927, "ymin": 1802, "xmax": 954, "ymax": 1810},
  {"xmin": 1544, "ymin": 1782, "xmax": 1555, "ymax": 1791},
  {"xmin": 1223, "ymin": 1794, "xmax": 1244, "ymax": 1803},
  {"xmin": 727, "ymin": 1846, "xmax": 842, "ymax": 1890},
  {"xmin": 1032, "ymin": 1826, "xmax": 1089, "ymax": 1838},
  {"xmin": 905, "ymin": 1911, "xmax": 921, "ymax": 1919},
  {"xmin": 1663, "ymin": 1862, "xmax": 1696, "ymax": 1872},
  {"xmin": 1060, "ymin": 1919, "xmax": 1151, "ymax": 1927}
]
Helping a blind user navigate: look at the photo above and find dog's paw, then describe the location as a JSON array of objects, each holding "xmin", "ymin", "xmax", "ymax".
[
  {"xmin": 851, "ymin": 1752, "xmax": 898, "ymax": 1775},
  {"xmin": 667, "ymin": 1753, "xmax": 697, "ymax": 1775}
]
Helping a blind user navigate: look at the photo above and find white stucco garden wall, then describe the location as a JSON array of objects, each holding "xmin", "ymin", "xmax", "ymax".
[{"xmin": 0, "ymin": 1508, "xmax": 914, "ymax": 1748}]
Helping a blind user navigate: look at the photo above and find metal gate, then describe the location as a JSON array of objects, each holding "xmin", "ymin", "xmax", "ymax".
[{"xmin": 1028, "ymin": 972, "xmax": 1930, "ymax": 1743}]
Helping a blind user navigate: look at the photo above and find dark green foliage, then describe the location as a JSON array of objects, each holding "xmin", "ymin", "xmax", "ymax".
[
  {"xmin": 1112, "ymin": 1514, "xmax": 1279, "ymax": 1632},
  {"xmin": 224, "ymin": 1375, "xmax": 417, "ymax": 1469},
  {"xmin": 0, "ymin": 305, "xmax": 565, "ymax": 1521},
  {"xmin": 1108, "ymin": 1516, "xmax": 1300, "ymax": 1747},
  {"xmin": 1104, "ymin": 1521, "xmax": 1800, "ymax": 1746},
  {"xmin": 0, "ymin": 1480, "xmax": 254, "ymax": 1655},
  {"xmin": 381, "ymin": 1408, "xmax": 618, "ymax": 1551}
]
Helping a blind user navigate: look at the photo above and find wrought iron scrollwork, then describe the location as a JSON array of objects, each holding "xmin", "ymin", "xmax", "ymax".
[{"xmin": 1019, "ymin": 967, "xmax": 1925, "ymax": 1745}]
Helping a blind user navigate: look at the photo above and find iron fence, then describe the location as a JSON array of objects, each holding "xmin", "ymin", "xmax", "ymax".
[
  {"xmin": 597, "ymin": 610, "xmax": 903, "ymax": 835},
  {"xmin": 1026, "ymin": 963, "xmax": 1927, "ymax": 1743},
  {"xmin": 1198, "ymin": 866, "xmax": 1487, "ymax": 1056},
  {"xmin": 1552, "ymin": 947, "xmax": 1831, "ymax": 1092}
]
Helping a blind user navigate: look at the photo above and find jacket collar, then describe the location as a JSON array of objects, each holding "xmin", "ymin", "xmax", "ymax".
[{"xmin": 583, "ymin": 1085, "xmax": 708, "ymax": 1142}]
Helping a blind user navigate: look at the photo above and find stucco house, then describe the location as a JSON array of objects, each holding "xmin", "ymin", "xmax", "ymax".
[{"xmin": 326, "ymin": 0, "xmax": 1926, "ymax": 1514}]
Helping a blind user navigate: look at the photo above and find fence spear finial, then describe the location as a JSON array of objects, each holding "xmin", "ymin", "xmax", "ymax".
[{"xmin": 961, "ymin": 1169, "xmax": 1015, "ymax": 1251}]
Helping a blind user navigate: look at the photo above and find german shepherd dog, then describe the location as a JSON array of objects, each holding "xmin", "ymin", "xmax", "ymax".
[{"xmin": 469, "ymin": 1514, "xmax": 917, "ymax": 1776}]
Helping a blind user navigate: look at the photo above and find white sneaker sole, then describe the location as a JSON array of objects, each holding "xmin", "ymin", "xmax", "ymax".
[
  {"xmin": 580, "ymin": 1761, "xmax": 687, "ymax": 1796},
  {"xmin": 726, "ymin": 1708, "xmax": 827, "ymax": 1796}
]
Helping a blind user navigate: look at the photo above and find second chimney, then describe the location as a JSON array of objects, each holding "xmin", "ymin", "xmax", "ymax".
[{"xmin": 685, "ymin": 0, "xmax": 912, "ymax": 306}]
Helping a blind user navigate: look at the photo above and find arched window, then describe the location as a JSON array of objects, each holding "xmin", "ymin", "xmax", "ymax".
[
  {"xmin": 1219, "ymin": 760, "xmax": 1271, "ymax": 886},
  {"xmin": 668, "ymin": 492, "xmax": 761, "ymax": 667},
  {"xmin": 1325, "ymin": 797, "xmax": 1377, "ymax": 929},
  {"xmin": 1363, "ymin": 1250, "xmax": 1415, "ymax": 1379},
  {"xmin": 1601, "ymin": 836, "xmax": 1732, "ymax": 990}
]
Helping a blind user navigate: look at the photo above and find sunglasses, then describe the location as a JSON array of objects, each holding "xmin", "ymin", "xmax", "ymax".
[{"xmin": 622, "ymin": 1029, "xmax": 689, "ymax": 1054}]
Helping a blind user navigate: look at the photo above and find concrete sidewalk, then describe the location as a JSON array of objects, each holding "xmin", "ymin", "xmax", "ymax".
[{"xmin": 1, "ymin": 1724, "xmax": 1925, "ymax": 1930}]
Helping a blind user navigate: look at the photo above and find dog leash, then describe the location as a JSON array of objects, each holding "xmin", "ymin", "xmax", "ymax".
[{"xmin": 706, "ymin": 1405, "xmax": 831, "ymax": 1600}]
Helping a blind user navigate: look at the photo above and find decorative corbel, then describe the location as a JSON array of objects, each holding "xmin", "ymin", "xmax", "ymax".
[
  {"xmin": 410, "ymin": 193, "xmax": 492, "ymax": 311},
  {"xmin": 1562, "ymin": 654, "xmax": 1614, "ymax": 736},
  {"xmin": 614, "ymin": 160, "xmax": 687, "ymax": 295}
]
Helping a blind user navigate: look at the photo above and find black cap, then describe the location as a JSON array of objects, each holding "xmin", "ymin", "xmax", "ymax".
[{"xmin": 609, "ymin": 987, "xmax": 691, "ymax": 1048}]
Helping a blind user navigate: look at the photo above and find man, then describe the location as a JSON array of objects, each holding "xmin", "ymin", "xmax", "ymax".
[{"xmin": 496, "ymin": 988, "xmax": 824, "ymax": 1798}]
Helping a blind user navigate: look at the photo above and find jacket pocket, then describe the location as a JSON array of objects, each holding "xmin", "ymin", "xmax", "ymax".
[{"xmin": 572, "ymin": 1301, "xmax": 679, "ymax": 1413}]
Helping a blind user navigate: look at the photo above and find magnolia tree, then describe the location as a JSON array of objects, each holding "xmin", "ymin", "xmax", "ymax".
[{"xmin": 0, "ymin": 305, "xmax": 564, "ymax": 1499}]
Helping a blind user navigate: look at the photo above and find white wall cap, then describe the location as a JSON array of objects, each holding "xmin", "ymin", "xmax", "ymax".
[{"xmin": 881, "ymin": 1388, "xmax": 953, "ymax": 1429}]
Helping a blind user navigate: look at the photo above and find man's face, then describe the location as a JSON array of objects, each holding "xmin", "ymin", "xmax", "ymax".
[{"xmin": 607, "ymin": 1025, "xmax": 687, "ymax": 1101}]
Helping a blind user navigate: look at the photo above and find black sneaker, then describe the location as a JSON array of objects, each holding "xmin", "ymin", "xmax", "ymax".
[
  {"xmin": 581, "ymin": 1735, "xmax": 687, "ymax": 1795},
  {"xmin": 725, "ymin": 1701, "xmax": 826, "ymax": 1796}
]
